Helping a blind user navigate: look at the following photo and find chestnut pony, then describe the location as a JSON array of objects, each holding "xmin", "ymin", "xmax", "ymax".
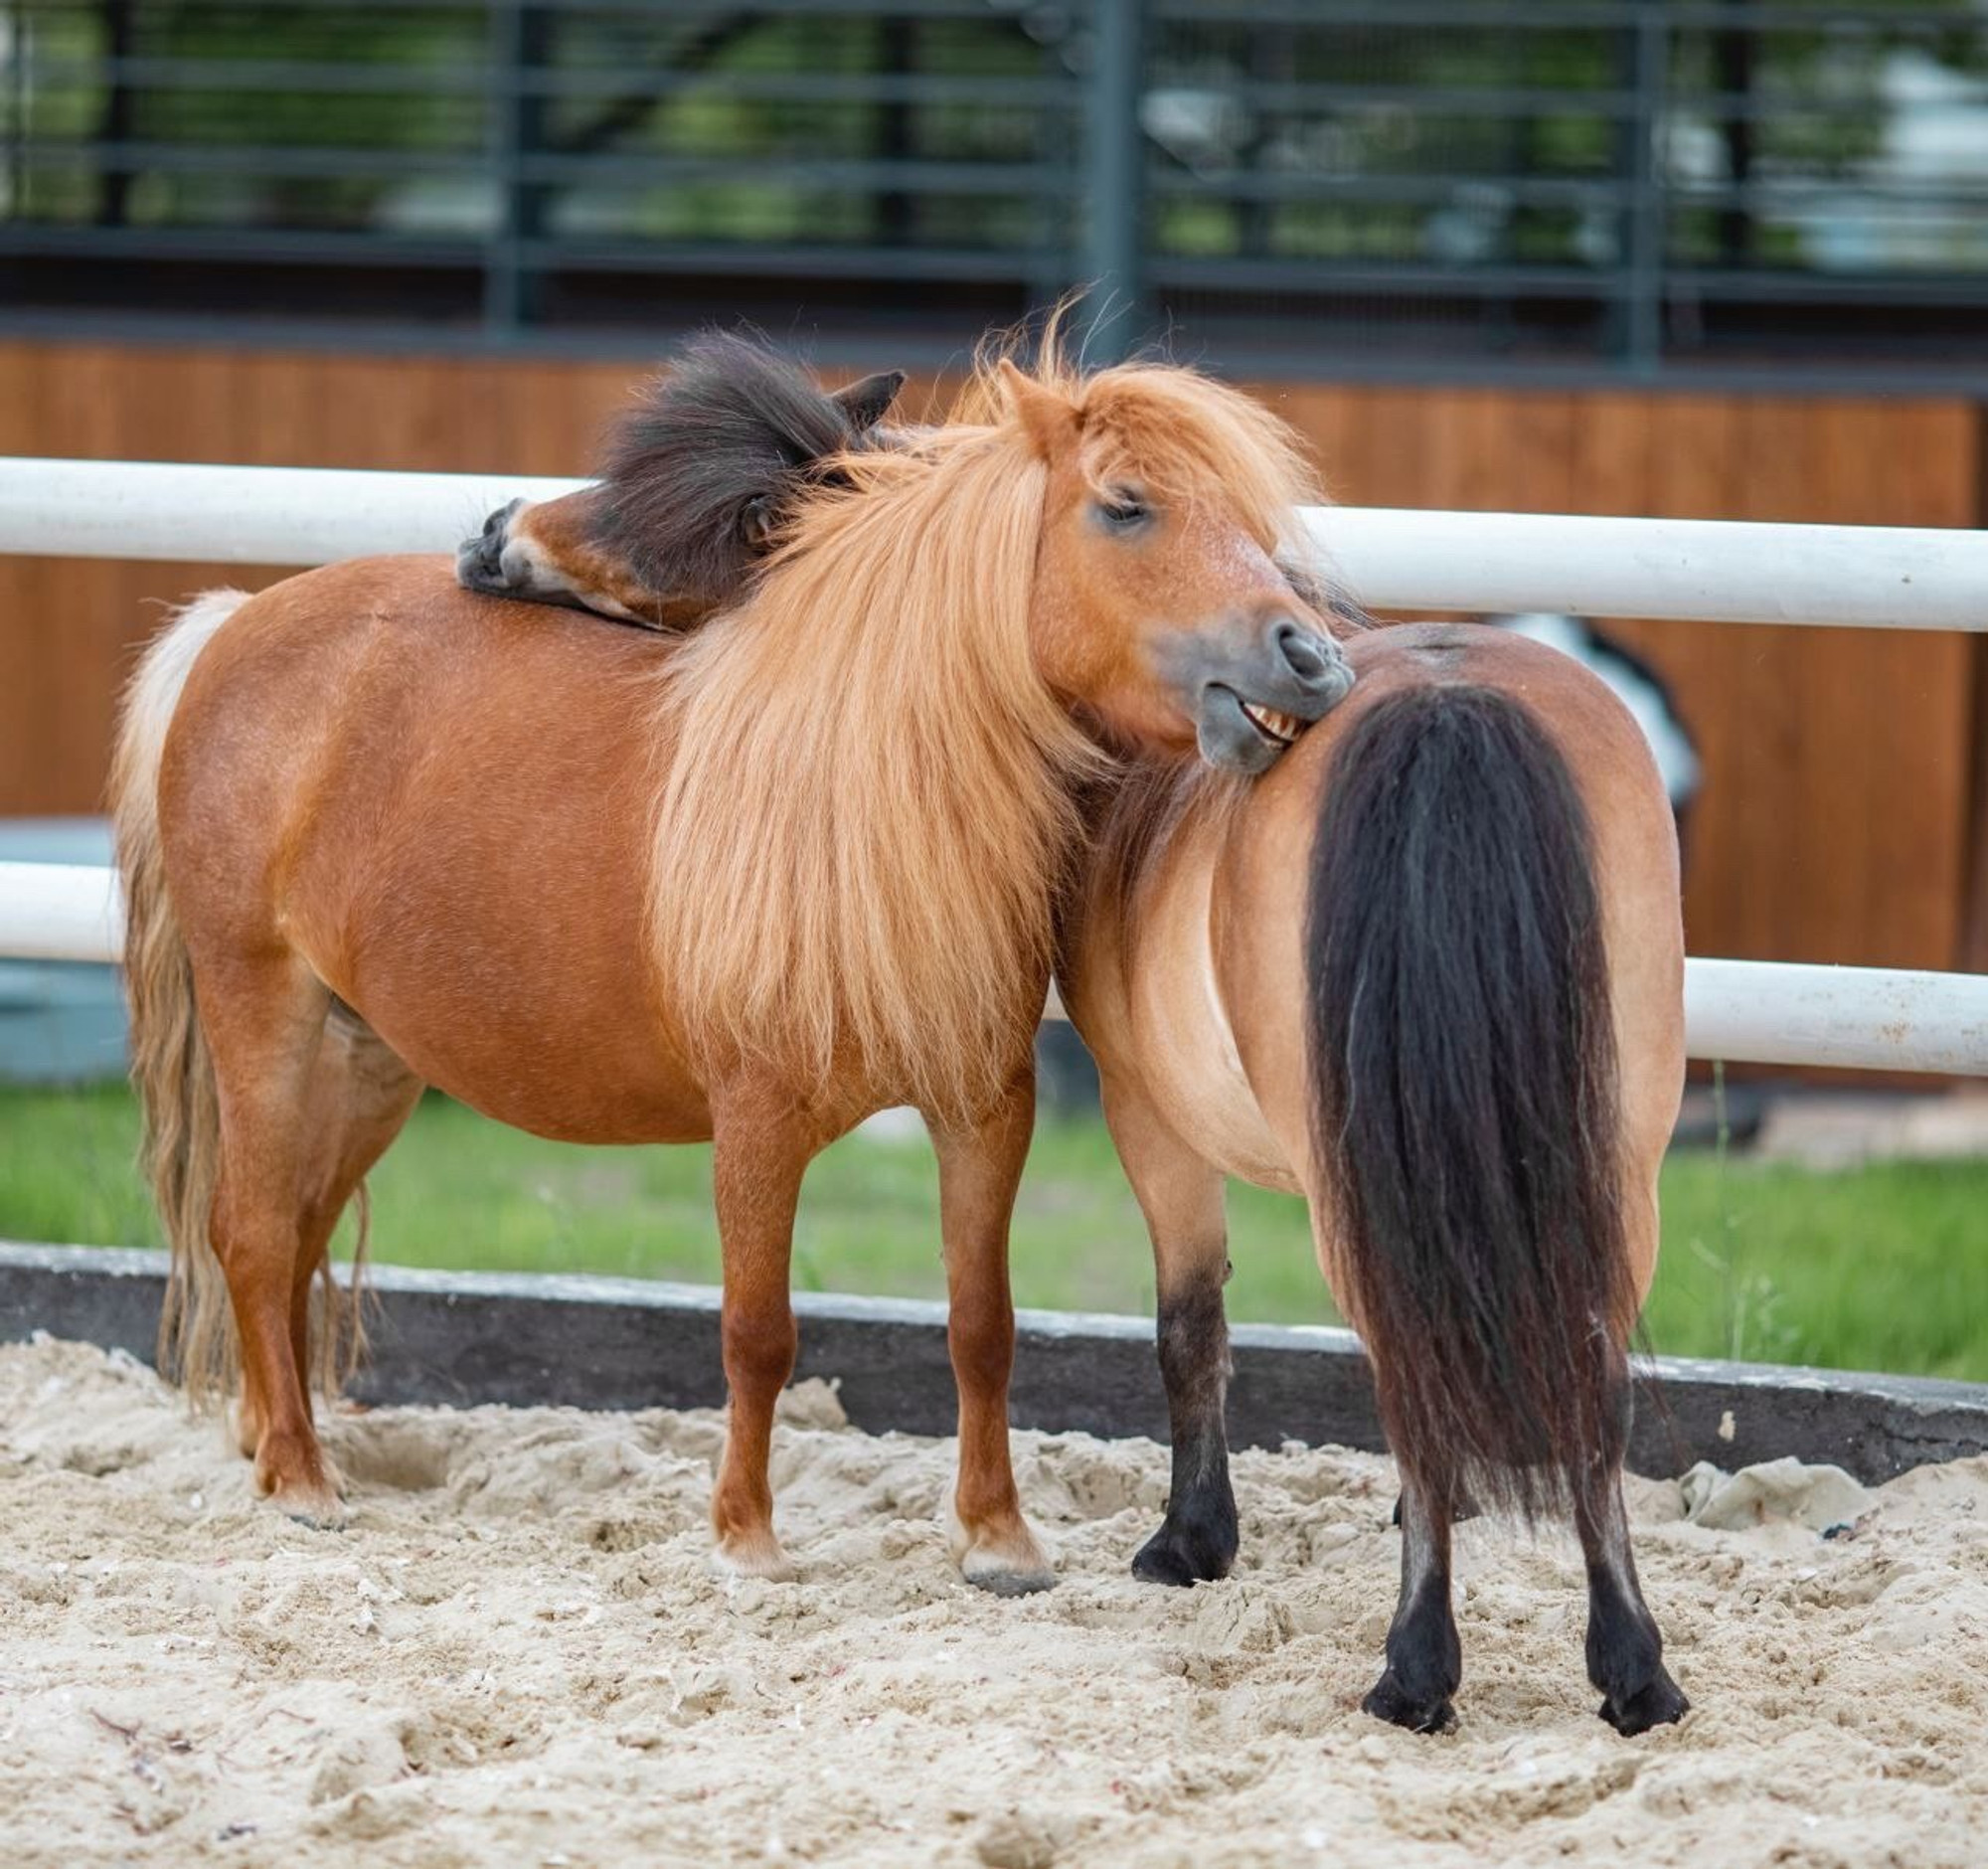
[
  {"xmin": 1061, "ymin": 619, "xmax": 1691, "ymax": 1733},
  {"xmin": 109, "ymin": 352, "xmax": 1347, "ymax": 1591}
]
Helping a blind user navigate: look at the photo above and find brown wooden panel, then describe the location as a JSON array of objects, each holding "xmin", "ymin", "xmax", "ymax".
[
  {"xmin": 0, "ymin": 342, "xmax": 1977, "ymax": 977},
  {"xmin": 1265, "ymin": 386, "xmax": 1979, "ymax": 971}
]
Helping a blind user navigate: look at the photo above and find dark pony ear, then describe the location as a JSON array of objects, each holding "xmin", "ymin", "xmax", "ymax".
[{"xmin": 832, "ymin": 369, "xmax": 907, "ymax": 432}]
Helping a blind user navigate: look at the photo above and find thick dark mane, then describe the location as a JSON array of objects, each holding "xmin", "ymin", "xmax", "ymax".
[{"xmin": 587, "ymin": 332, "xmax": 900, "ymax": 607}]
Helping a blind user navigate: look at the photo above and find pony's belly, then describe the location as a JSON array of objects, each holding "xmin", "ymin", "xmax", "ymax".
[{"xmin": 309, "ymin": 949, "xmax": 715, "ymax": 1148}]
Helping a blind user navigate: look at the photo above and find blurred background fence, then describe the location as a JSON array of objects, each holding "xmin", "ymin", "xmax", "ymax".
[{"xmin": 8, "ymin": 1, "xmax": 1988, "ymax": 383}]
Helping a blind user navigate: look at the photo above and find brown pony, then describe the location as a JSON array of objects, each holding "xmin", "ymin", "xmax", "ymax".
[
  {"xmin": 109, "ymin": 350, "xmax": 1349, "ymax": 1591},
  {"xmin": 1061, "ymin": 619, "xmax": 1691, "ymax": 1732}
]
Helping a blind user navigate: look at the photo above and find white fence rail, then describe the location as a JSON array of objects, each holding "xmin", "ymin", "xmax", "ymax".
[
  {"xmin": 6, "ymin": 861, "xmax": 1986, "ymax": 1078},
  {"xmin": 2, "ymin": 457, "xmax": 1985, "ymax": 1077},
  {"xmin": 3, "ymin": 456, "xmax": 1987, "ymax": 628}
]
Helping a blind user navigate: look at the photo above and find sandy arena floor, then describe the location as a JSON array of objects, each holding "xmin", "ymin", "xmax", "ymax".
[{"xmin": 3, "ymin": 1334, "xmax": 1985, "ymax": 1868}]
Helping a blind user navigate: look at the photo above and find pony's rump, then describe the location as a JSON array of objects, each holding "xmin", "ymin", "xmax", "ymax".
[{"xmin": 1303, "ymin": 683, "xmax": 1632, "ymax": 1520}]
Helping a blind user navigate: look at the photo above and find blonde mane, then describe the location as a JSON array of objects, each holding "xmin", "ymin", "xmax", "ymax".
[{"xmin": 645, "ymin": 349, "xmax": 1319, "ymax": 1118}]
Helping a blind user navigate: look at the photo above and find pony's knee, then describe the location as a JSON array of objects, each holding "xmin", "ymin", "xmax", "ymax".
[
  {"xmin": 946, "ymin": 1295, "xmax": 1016, "ymax": 1396},
  {"xmin": 721, "ymin": 1303, "xmax": 797, "ymax": 1394}
]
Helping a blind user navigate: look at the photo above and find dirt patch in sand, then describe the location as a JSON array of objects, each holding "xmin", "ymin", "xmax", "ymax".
[{"xmin": 3, "ymin": 1335, "xmax": 1985, "ymax": 1868}]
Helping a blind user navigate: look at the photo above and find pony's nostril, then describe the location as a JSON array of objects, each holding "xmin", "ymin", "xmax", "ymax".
[{"xmin": 1271, "ymin": 619, "xmax": 1333, "ymax": 683}]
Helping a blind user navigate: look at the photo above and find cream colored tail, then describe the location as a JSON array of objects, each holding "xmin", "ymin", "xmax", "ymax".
[{"xmin": 109, "ymin": 591, "xmax": 248, "ymax": 1403}]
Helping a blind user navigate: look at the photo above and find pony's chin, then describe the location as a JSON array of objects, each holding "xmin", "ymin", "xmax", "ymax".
[{"xmin": 1197, "ymin": 685, "xmax": 1301, "ymax": 774}]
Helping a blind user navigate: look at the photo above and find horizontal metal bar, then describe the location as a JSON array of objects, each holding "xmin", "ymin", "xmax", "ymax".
[
  {"xmin": 1299, "ymin": 506, "xmax": 1988, "ymax": 630},
  {"xmin": 1190, "ymin": 80, "xmax": 1637, "ymax": 117},
  {"xmin": 517, "ymin": 153, "xmax": 1070, "ymax": 194},
  {"xmin": 15, "ymin": 141, "xmax": 489, "ymax": 182},
  {"xmin": 1666, "ymin": 268, "xmax": 1988, "ymax": 308},
  {"xmin": 4, "ymin": 461, "xmax": 1982, "ymax": 631},
  {"xmin": 1156, "ymin": 0, "xmax": 1988, "ymax": 28},
  {"xmin": 13, "ymin": 0, "xmax": 1030, "ymax": 15},
  {"xmin": 0, "ymin": 226, "xmax": 490, "ymax": 267},
  {"xmin": 1149, "ymin": 255, "xmax": 1624, "ymax": 296},
  {"xmin": 0, "ymin": 863, "xmax": 122, "ymax": 965},
  {"xmin": 0, "ymin": 462, "xmax": 580, "ymax": 572},
  {"xmin": 20, "ymin": 57, "xmax": 1075, "ymax": 108},
  {"xmin": 1150, "ymin": 170, "xmax": 1626, "ymax": 207},
  {"xmin": 6, "ymin": 863, "xmax": 1984, "ymax": 1076},
  {"xmin": 515, "ymin": 237, "xmax": 1061, "ymax": 282},
  {"xmin": 1686, "ymin": 960, "xmax": 1988, "ymax": 1077},
  {"xmin": 15, "ymin": 143, "xmax": 1071, "ymax": 196},
  {"xmin": 0, "ymin": 225, "xmax": 1058, "ymax": 283}
]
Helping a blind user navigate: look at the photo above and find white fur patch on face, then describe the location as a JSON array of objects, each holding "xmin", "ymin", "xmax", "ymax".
[{"xmin": 499, "ymin": 532, "xmax": 643, "ymax": 623}]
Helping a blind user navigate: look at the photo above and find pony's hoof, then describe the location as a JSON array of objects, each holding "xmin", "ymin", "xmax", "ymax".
[
  {"xmin": 1362, "ymin": 1670, "xmax": 1457, "ymax": 1735},
  {"xmin": 269, "ymin": 1483, "xmax": 349, "ymax": 1530},
  {"xmin": 955, "ymin": 1525, "xmax": 1056, "ymax": 1597},
  {"xmin": 1599, "ymin": 1670, "xmax": 1689, "ymax": 1737},
  {"xmin": 712, "ymin": 1533, "xmax": 796, "ymax": 1584},
  {"xmin": 1131, "ymin": 1518, "xmax": 1236, "ymax": 1588},
  {"xmin": 962, "ymin": 1550, "xmax": 1057, "ymax": 1598},
  {"xmin": 256, "ymin": 1438, "xmax": 346, "ymax": 1527}
]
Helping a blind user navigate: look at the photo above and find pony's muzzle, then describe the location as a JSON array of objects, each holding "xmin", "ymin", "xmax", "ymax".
[
  {"xmin": 457, "ymin": 498, "xmax": 526, "ymax": 594},
  {"xmin": 1191, "ymin": 615, "xmax": 1354, "ymax": 775}
]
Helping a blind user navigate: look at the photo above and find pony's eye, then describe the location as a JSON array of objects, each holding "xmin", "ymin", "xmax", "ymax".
[{"xmin": 1094, "ymin": 489, "xmax": 1152, "ymax": 533}]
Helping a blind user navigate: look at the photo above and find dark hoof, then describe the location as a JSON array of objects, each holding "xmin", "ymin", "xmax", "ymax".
[
  {"xmin": 1131, "ymin": 1519, "xmax": 1235, "ymax": 1588},
  {"xmin": 1599, "ymin": 1669, "xmax": 1689, "ymax": 1737},
  {"xmin": 1362, "ymin": 1670, "xmax": 1456, "ymax": 1735}
]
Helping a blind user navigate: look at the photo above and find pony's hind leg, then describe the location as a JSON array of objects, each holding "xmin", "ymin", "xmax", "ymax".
[
  {"xmin": 1577, "ymin": 1379, "xmax": 1688, "ymax": 1735},
  {"xmin": 196, "ymin": 951, "xmax": 346, "ymax": 1520},
  {"xmin": 926, "ymin": 1072, "xmax": 1055, "ymax": 1595},
  {"xmin": 230, "ymin": 1009, "xmax": 422, "ymax": 1461},
  {"xmin": 1102, "ymin": 1081, "xmax": 1238, "ymax": 1588},
  {"xmin": 1363, "ymin": 1472, "xmax": 1462, "ymax": 1734}
]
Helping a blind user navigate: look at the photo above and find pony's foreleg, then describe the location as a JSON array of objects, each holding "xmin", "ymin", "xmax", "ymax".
[
  {"xmin": 1577, "ymin": 1375, "xmax": 1688, "ymax": 1735},
  {"xmin": 1363, "ymin": 1475, "xmax": 1461, "ymax": 1734},
  {"xmin": 925, "ymin": 1071, "xmax": 1055, "ymax": 1596},
  {"xmin": 1102, "ymin": 1082, "xmax": 1238, "ymax": 1587},
  {"xmin": 709, "ymin": 1084, "xmax": 814, "ymax": 1581}
]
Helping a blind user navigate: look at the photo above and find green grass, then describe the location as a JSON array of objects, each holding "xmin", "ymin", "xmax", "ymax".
[{"xmin": 4, "ymin": 1084, "xmax": 1986, "ymax": 1381}]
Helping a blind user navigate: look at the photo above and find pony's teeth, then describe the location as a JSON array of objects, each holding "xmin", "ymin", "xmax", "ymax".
[{"xmin": 1242, "ymin": 701, "xmax": 1299, "ymax": 745}]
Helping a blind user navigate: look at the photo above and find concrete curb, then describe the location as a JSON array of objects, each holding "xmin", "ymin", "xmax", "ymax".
[{"xmin": 3, "ymin": 1241, "xmax": 1983, "ymax": 1484}]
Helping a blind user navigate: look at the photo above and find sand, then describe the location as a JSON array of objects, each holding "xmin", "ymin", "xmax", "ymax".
[{"xmin": 3, "ymin": 1334, "xmax": 1985, "ymax": 1869}]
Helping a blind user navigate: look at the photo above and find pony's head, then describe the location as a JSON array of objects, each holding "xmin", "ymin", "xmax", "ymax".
[
  {"xmin": 458, "ymin": 333, "xmax": 905, "ymax": 622},
  {"xmin": 988, "ymin": 354, "xmax": 1352, "ymax": 775}
]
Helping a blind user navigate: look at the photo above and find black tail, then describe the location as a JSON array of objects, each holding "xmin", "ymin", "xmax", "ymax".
[
  {"xmin": 590, "ymin": 331, "xmax": 905, "ymax": 605},
  {"xmin": 1304, "ymin": 685, "xmax": 1631, "ymax": 1522}
]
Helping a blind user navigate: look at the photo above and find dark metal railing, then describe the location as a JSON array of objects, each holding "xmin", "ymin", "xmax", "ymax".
[{"xmin": 4, "ymin": 0, "xmax": 1987, "ymax": 385}]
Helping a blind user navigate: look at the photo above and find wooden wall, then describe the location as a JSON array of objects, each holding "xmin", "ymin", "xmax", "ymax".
[{"xmin": 1, "ymin": 341, "xmax": 1981, "ymax": 973}]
